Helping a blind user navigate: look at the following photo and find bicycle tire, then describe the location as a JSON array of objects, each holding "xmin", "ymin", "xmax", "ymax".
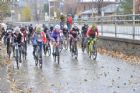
[
  {"xmin": 16, "ymin": 49, "xmax": 19, "ymax": 69},
  {"xmin": 92, "ymin": 45, "xmax": 97, "ymax": 60},
  {"xmin": 64, "ymin": 38, "xmax": 68, "ymax": 50},
  {"xmin": 56, "ymin": 47, "xmax": 60, "ymax": 64},
  {"xmin": 74, "ymin": 41, "xmax": 78, "ymax": 59},
  {"xmin": 47, "ymin": 45, "xmax": 51, "ymax": 56},
  {"xmin": 44, "ymin": 44, "xmax": 47, "ymax": 55},
  {"xmin": 8, "ymin": 45, "xmax": 11, "ymax": 59},
  {"xmin": 39, "ymin": 57, "xmax": 42, "ymax": 69}
]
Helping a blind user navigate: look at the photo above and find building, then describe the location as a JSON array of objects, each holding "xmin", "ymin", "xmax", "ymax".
[
  {"xmin": 77, "ymin": 0, "xmax": 120, "ymax": 15},
  {"xmin": 136, "ymin": 0, "xmax": 140, "ymax": 14},
  {"xmin": 80, "ymin": 3, "xmax": 119, "ymax": 18}
]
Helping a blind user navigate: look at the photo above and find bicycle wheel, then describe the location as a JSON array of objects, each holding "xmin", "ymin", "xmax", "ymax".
[
  {"xmin": 15, "ymin": 49, "xmax": 19, "ymax": 69},
  {"xmin": 53, "ymin": 47, "xmax": 56, "ymax": 62},
  {"xmin": 34, "ymin": 46, "xmax": 39, "ymax": 66},
  {"xmin": 19, "ymin": 47, "xmax": 22, "ymax": 63},
  {"xmin": 74, "ymin": 41, "xmax": 78, "ymax": 59},
  {"xmin": 64, "ymin": 37, "xmax": 68, "ymax": 50},
  {"xmin": 56, "ymin": 46, "xmax": 60, "ymax": 64},
  {"xmin": 39, "ymin": 56, "xmax": 42, "ymax": 69},
  {"xmin": 59, "ymin": 41, "xmax": 63, "ymax": 53},
  {"xmin": 47, "ymin": 43, "xmax": 51, "ymax": 56},
  {"xmin": 91, "ymin": 45, "xmax": 97, "ymax": 60},
  {"xmin": 21, "ymin": 46, "xmax": 26, "ymax": 61},
  {"xmin": 8, "ymin": 45, "xmax": 12, "ymax": 59},
  {"xmin": 71, "ymin": 41, "xmax": 74, "ymax": 57}
]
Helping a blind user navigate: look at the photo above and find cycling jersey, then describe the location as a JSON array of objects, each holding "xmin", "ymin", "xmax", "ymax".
[
  {"xmin": 51, "ymin": 30, "xmax": 60, "ymax": 42},
  {"xmin": 87, "ymin": 27, "xmax": 99, "ymax": 38},
  {"xmin": 70, "ymin": 27, "xmax": 79, "ymax": 38},
  {"xmin": 82, "ymin": 25, "xmax": 88, "ymax": 36}
]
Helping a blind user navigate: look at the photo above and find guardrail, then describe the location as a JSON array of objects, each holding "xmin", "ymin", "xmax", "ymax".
[{"xmin": 75, "ymin": 14, "xmax": 140, "ymax": 40}]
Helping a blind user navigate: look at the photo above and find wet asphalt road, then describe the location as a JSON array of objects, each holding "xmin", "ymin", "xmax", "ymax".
[{"xmin": 10, "ymin": 45, "xmax": 140, "ymax": 93}]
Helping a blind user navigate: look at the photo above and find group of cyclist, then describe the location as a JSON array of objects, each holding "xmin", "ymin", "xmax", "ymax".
[{"xmin": 1, "ymin": 14, "xmax": 99, "ymax": 67}]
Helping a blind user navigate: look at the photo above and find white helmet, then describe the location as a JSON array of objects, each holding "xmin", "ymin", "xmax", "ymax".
[
  {"xmin": 7, "ymin": 29, "xmax": 12, "ymax": 33},
  {"xmin": 54, "ymin": 25, "xmax": 60, "ymax": 30},
  {"xmin": 14, "ymin": 27, "xmax": 20, "ymax": 33},
  {"xmin": 64, "ymin": 25, "xmax": 67, "ymax": 29},
  {"xmin": 73, "ymin": 23, "xmax": 78, "ymax": 28}
]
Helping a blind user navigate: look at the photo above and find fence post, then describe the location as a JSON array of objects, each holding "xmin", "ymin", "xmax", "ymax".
[
  {"xmin": 101, "ymin": 16, "xmax": 103, "ymax": 36},
  {"xmin": 133, "ymin": 14, "xmax": 135, "ymax": 39},
  {"xmin": 115, "ymin": 15, "xmax": 117, "ymax": 37}
]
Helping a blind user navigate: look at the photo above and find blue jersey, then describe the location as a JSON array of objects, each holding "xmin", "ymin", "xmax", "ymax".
[{"xmin": 51, "ymin": 30, "xmax": 60, "ymax": 41}]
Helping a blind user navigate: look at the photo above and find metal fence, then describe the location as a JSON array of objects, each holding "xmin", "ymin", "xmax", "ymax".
[
  {"xmin": 11, "ymin": 14, "xmax": 140, "ymax": 40},
  {"xmin": 75, "ymin": 14, "xmax": 140, "ymax": 40}
]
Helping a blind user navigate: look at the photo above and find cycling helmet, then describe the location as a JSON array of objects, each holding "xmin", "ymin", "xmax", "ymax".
[
  {"xmin": 36, "ymin": 26, "xmax": 42, "ymax": 33},
  {"xmin": 73, "ymin": 23, "xmax": 78, "ymax": 28},
  {"xmin": 14, "ymin": 27, "xmax": 20, "ymax": 33},
  {"xmin": 7, "ymin": 29, "xmax": 12, "ymax": 33},
  {"xmin": 64, "ymin": 25, "xmax": 68, "ymax": 29},
  {"xmin": 92, "ymin": 24, "xmax": 97, "ymax": 30},
  {"xmin": 54, "ymin": 25, "xmax": 60, "ymax": 30}
]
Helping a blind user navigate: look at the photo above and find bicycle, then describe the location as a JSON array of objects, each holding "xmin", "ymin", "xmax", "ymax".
[
  {"xmin": 15, "ymin": 43, "xmax": 22, "ymax": 69},
  {"xmin": 44, "ymin": 42, "xmax": 51, "ymax": 56},
  {"xmin": 34, "ymin": 44, "xmax": 43, "ymax": 68},
  {"xmin": 7, "ymin": 43, "xmax": 12, "ymax": 59},
  {"xmin": 53, "ymin": 43, "xmax": 60, "ymax": 64},
  {"xmin": 71, "ymin": 38, "xmax": 78, "ymax": 59},
  {"xmin": 21, "ymin": 42, "xmax": 27, "ymax": 61},
  {"xmin": 81, "ymin": 35, "xmax": 87, "ymax": 53},
  {"xmin": 63, "ymin": 33, "xmax": 69, "ymax": 50},
  {"xmin": 87, "ymin": 38, "xmax": 97, "ymax": 60}
]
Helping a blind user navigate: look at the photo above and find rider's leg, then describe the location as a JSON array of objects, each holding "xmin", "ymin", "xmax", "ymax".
[
  {"xmin": 7, "ymin": 42, "xmax": 9, "ymax": 54},
  {"xmin": 33, "ymin": 45, "xmax": 37, "ymax": 57}
]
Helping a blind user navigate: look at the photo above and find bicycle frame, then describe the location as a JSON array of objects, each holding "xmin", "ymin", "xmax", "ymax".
[
  {"xmin": 71, "ymin": 38, "xmax": 78, "ymax": 59},
  {"xmin": 88, "ymin": 38, "xmax": 97, "ymax": 60}
]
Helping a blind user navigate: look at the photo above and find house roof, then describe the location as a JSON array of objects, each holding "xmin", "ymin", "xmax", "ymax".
[
  {"xmin": 81, "ymin": 4, "xmax": 119, "ymax": 15},
  {"xmin": 101, "ymin": 4, "xmax": 119, "ymax": 13},
  {"xmin": 81, "ymin": 8, "xmax": 97, "ymax": 14}
]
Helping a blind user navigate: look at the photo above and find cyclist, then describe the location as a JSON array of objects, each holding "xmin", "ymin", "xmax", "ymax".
[
  {"xmin": 86, "ymin": 24, "xmax": 99, "ymax": 46},
  {"xmin": 6, "ymin": 29, "xmax": 13, "ymax": 55},
  {"xmin": 31, "ymin": 28, "xmax": 38, "ymax": 58},
  {"xmin": 43, "ymin": 25, "xmax": 50, "ymax": 42},
  {"xmin": 20, "ymin": 27, "xmax": 28, "ymax": 55},
  {"xmin": 63, "ymin": 25, "xmax": 68, "ymax": 38},
  {"xmin": 50, "ymin": 24, "xmax": 54, "ymax": 33},
  {"xmin": 81, "ymin": 23, "xmax": 89, "ymax": 48},
  {"xmin": 14, "ymin": 27, "xmax": 23, "ymax": 62},
  {"xmin": 60, "ymin": 13, "xmax": 65, "ymax": 30},
  {"xmin": 28, "ymin": 24, "xmax": 33, "ymax": 44},
  {"xmin": 35, "ymin": 25, "xmax": 46, "ymax": 57},
  {"xmin": 51, "ymin": 25, "xmax": 61, "ymax": 55},
  {"xmin": 69, "ymin": 23, "xmax": 79, "ymax": 51},
  {"xmin": 42, "ymin": 26, "xmax": 48, "ymax": 55},
  {"xmin": 67, "ymin": 14, "xmax": 73, "ymax": 32}
]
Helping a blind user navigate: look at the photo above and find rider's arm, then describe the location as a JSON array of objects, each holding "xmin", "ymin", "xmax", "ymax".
[
  {"xmin": 96, "ymin": 28, "xmax": 99, "ymax": 37},
  {"xmin": 86, "ymin": 28, "xmax": 90, "ymax": 37}
]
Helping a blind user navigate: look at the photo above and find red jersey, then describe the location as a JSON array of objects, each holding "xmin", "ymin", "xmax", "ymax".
[
  {"xmin": 67, "ymin": 16, "xmax": 73, "ymax": 25},
  {"xmin": 87, "ymin": 27, "xmax": 99, "ymax": 37}
]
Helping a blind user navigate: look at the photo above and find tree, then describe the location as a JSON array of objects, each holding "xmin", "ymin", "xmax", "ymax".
[
  {"xmin": 120, "ymin": 0, "xmax": 133, "ymax": 14},
  {"xmin": 96, "ymin": 0, "xmax": 103, "ymax": 16},
  {"xmin": 63, "ymin": 0, "xmax": 79, "ymax": 16},
  {"xmin": 21, "ymin": 6, "xmax": 32, "ymax": 21},
  {"xmin": 44, "ymin": 3, "xmax": 49, "ymax": 13},
  {"xmin": 0, "ymin": 1, "xmax": 10, "ymax": 22}
]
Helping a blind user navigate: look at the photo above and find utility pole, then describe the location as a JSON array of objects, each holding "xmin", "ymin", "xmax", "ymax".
[
  {"xmin": 49, "ymin": 0, "xmax": 51, "ymax": 21},
  {"xmin": 133, "ymin": 0, "xmax": 136, "ymax": 39}
]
